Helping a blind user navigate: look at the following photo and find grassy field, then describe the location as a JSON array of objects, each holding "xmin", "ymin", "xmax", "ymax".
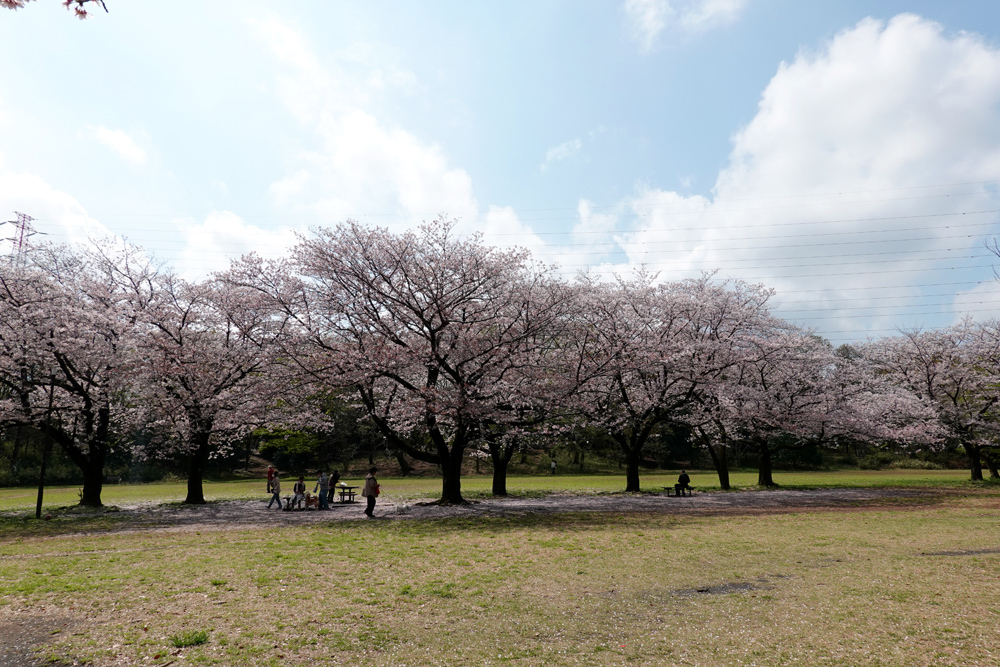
[
  {"xmin": 1, "ymin": 489, "xmax": 998, "ymax": 666},
  {"xmin": 0, "ymin": 468, "xmax": 981, "ymax": 512}
]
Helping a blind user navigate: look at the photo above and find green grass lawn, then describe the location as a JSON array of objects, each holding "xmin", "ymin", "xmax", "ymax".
[
  {"xmin": 0, "ymin": 468, "xmax": 981, "ymax": 512},
  {"xmin": 1, "ymin": 491, "xmax": 998, "ymax": 666}
]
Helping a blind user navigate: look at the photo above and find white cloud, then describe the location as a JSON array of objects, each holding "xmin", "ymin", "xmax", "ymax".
[
  {"xmin": 253, "ymin": 17, "xmax": 479, "ymax": 229},
  {"xmin": 173, "ymin": 210, "xmax": 298, "ymax": 279},
  {"xmin": 477, "ymin": 205, "xmax": 550, "ymax": 257},
  {"xmin": 625, "ymin": 0, "xmax": 672, "ymax": 51},
  {"xmin": 542, "ymin": 138, "xmax": 582, "ymax": 170},
  {"xmin": 624, "ymin": 0, "xmax": 745, "ymax": 50},
  {"xmin": 679, "ymin": 0, "xmax": 745, "ymax": 32},
  {"xmin": 0, "ymin": 170, "xmax": 113, "ymax": 253},
  {"xmin": 606, "ymin": 14, "xmax": 1000, "ymax": 340},
  {"xmin": 89, "ymin": 125, "xmax": 148, "ymax": 166}
]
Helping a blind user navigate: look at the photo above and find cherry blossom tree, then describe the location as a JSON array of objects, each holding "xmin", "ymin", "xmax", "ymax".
[
  {"xmin": 567, "ymin": 272, "xmax": 778, "ymax": 492},
  {"xmin": 131, "ymin": 272, "xmax": 292, "ymax": 504},
  {"xmin": 0, "ymin": 241, "xmax": 152, "ymax": 506},
  {"xmin": 229, "ymin": 219, "xmax": 573, "ymax": 504},
  {"xmin": 1, "ymin": 0, "xmax": 107, "ymax": 19},
  {"xmin": 863, "ymin": 321, "xmax": 1000, "ymax": 481},
  {"xmin": 710, "ymin": 330, "xmax": 937, "ymax": 486}
]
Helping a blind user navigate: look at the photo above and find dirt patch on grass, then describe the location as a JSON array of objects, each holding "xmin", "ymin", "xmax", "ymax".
[
  {"xmin": 4, "ymin": 486, "xmax": 966, "ymax": 536},
  {"xmin": 0, "ymin": 609, "xmax": 75, "ymax": 667},
  {"xmin": 920, "ymin": 547, "xmax": 1000, "ymax": 556}
]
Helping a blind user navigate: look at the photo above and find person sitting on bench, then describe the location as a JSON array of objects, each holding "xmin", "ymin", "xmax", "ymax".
[
  {"xmin": 292, "ymin": 476, "xmax": 307, "ymax": 509},
  {"xmin": 674, "ymin": 470, "xmax": 692, "ymax": 496}
]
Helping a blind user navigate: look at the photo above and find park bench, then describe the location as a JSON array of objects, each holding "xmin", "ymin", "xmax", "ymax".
[{"xmin": 665, "ymin": 486, "xmax": 694, "ymax": 497}]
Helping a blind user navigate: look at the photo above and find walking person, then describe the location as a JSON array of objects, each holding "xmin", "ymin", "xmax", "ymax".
[
  {"xmin": 266, "ymin": 473, "xmax": 282, "ymax": 509},
  {"xmin": 314, "ymin": 472, "xmax": 330, "ymax": 510},
  {"xmin": 361, "ymin": 466, "xmax": 379, "ymax": 518},
  {"xmin": 266, "ymin": 465, "xmax": 276, "ymax": 493}
]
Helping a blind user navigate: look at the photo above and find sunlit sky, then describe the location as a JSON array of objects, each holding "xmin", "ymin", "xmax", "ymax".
[{"xmin": 4, "ymin": 1, "xmax": 1000, "ymax": 343}]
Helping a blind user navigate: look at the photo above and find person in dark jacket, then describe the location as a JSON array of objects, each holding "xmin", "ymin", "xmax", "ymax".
[
  {"xmin": 361, "ymin": 466, "xmax": 379, "ymax": 517},
  {"xmin": 675, "ymin": 470, "xmax": 692, "ymax": 496}
]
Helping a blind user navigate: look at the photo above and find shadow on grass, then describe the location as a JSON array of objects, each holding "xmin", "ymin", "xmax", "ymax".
[{"xmin": 0, "ymin": 506, "xmax": 132, "ymax": 539}]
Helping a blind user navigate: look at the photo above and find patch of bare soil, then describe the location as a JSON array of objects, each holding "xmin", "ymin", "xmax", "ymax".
[
  {"xmin": 0, "ymin": 608, "xmax": 75, "ymax": 667},
  {"xmin": 83, "ymin": 487, "xmax": 952, "ymax": 534}
]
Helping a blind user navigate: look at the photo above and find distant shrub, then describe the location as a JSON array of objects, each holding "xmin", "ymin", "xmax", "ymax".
[
  {"xmin": 858, "ymin": 452, "xmax": 897, "ymax": 470},
  {"xmin": 891, "ymin": 458, "xmax": 943, "ymax": 470}
]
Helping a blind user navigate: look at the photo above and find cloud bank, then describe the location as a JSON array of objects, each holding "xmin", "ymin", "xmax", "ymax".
[{"xmin": 604, "ymin": 14, "xmax": 1000, "ymax": 339}]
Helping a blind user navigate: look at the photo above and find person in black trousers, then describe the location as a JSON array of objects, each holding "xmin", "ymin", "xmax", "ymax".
[
  {"xmin": 361, "ymin": 466, "xmax": 379, "ymax": 517},
  {"xmin": 675, "ymin": 469, "xmax": 692, "ymax": 496}
]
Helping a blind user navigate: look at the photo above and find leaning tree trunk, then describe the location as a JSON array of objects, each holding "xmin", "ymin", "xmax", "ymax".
[
  {"xmin": 705, "ymin": 441, "xmax": 731, "ymax": 490},
  {"xmin": 489, "ymin": 441, "xmax": 517, "ymax": 497},
  {"xmin": 964, "ymin": 441, "xmax": 984, "ymax": 481},
  {"xmin": 756, "ymin": 438, "xmax": 776, "ymax": 487},
  {"xmin": 393, "ymin": 451, "xmax": 414, "ymax": 476},
  {"xmin": 982, "ymin": 449, "xmax": 999, "ymax": 479}
]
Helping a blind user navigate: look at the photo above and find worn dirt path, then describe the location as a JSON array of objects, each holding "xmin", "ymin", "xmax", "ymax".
[{"xmin": 93, "ymin": 486, "xmax": 951, "ymax": 532}]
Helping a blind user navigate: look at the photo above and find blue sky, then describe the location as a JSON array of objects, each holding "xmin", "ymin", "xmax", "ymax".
[{"xmin": 3, "ymin": 0, "xmax": 1000, "ymax": 343}]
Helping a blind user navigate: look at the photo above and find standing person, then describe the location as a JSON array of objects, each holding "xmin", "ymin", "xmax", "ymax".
[
  {"xmin": 550, "ymin": 458, "xmax": 557, "ymax": 475},
  {"xmin": 293, "ymin": 476, "xmax": 307, "ymax": 510},
  {"xmin": 313, "ymin": 472, "xmax": 330, "ymax": 510},
  {"xmin": 267, "ymin": 473, "xmax": 282, "ymax": 509},
  {"xmin": 327, "ymin": 470, "xmax": 341, "ymax": 506},
  {"xmin": 361, "ymin": 466, "xmax": 379, "ymax": 518},
  {"xmin": 266, "ymin": 465, "xmax": 276, "ymax": 493}
]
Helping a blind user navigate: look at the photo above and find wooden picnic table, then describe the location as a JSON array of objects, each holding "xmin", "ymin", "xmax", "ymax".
[{"xmin": 337, "ymin": 486, "xmax": 359, "ymax": 503}]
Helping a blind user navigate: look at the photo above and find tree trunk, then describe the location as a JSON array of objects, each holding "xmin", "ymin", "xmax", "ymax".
[
  {"xmin": 184, "ymin": 433, "xmax": 211, "ymax": 505},
  {"xmin": 79, "ymin": 461, "xmax": 105, "ymax": 507},
  {"xmin": 983, "ymin": 449, "xmax": 999, "ymax": 479},
  {"xmin": 48, "ymin": 418, "xmax": 109, "ymax": 509},
  {"xmin": 439, "ymin": 446, "xmax": 466, "ymax": 504},
  {"xmin": 757, "ymin": 439, "xmax": 776, "ymax": 487},
  {"xmin": 491, "ymin": 455, "xmax": 509, "ymax": 496},
  {"xmin": 394, "ymin": 451, "xmax": 414, "ymax": 476},
  {"xmin": 706, "ymin": 441, "xmax": 730, "ymax": 490},
  {"xmin": 489, "ymin": 442, "xmax": 517, "ymax": 497},
  {"xmin": 625, "ymin": 445, "xmax": 642, "ymax": 492},
  {"xmin": 965, "ymin": 442, "xmax": 984, "ymax": 481},
  {"xmin": 35, "ymin": 437, "xmax": 52, "ymax": 519},
  {"xmin": 10, "ymin": 426, "xmax": 23, "ymax": 481}
]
